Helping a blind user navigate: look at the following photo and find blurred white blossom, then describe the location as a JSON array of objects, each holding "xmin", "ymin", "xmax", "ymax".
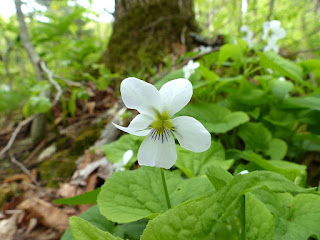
[
  {"xmin": 199, "ymin": 45, "xmax": 213, "ymax": 54},
  {"xmin": 113, "ymin": 149, "xmax": 133, "ymax": 172},
  {"xmin": 262, "ymin": 20, "xmax": 286, "ymax": 53},
  {"xmin": 182, "ymin": 60, "xmax": 200, "ymax": 79},
  {"xmin": 266, "ymin": 68, "xmax": 273, "ymax": 74},
  {"xmin": 240, "ymin": 25, "xmax": 254, "ymax": 47},
  {"xmin": 0, "ymin": 84, "xmax": 10, "ymax": 92},
  {"xmin": 278, "ymin": 77, "xmax": 286, "ymax": 82}
]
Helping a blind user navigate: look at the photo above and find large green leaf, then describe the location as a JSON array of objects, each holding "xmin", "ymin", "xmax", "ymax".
[
  {"xmin": 293, "ymin": 133, "xmax": 320, "ymax": 152},
  {"xmin": 97, "ymin": 167, "xmax": 214, "ymax": 223},
  {"xmin": 199, "ymin": 65, "xmax": 219, "ymax": 83},
  {"xmin": 205, "ymin": 165, "xmax": 234, "ymax": 191},
  {"xmin": 175, "ymin": 141, "xmax": 234, "ymax": 178},
  {"xmin": 265, "ymin": 138, "xmax": 288, "ymax": 160},
  {"xmin": 61, "ymin": 205, "xmax": 118, "ymax": 240},
  {"xmin": 275, "ymin": 194, "xmax": 320, "ymax": 239},
  {"xmin": 69, "ymin": 216, "xmax": 122, "ymax": 240},
  {"xmin": 141, "ymin": 171, "xmax": 311, "ymax": 240},
  {"xmin": 178, "ymin": 103, "xmax": 249, "ymax": 133},
  {"xmin": 253, "ymin": 189, "xmax": 320, "ymax": 240},
  {"xmin": 259, "ymin": 51, "xmax": 303, "ymax": 83},
  {"xmin": 23, "ymin": 96, "xmax": 52, "ymax": 117},
  {"xmin": 269, "ymin": 79, "xmax": 294, "ymax": 99},
  {"xmin": 218, "ymin": 44, "xmax": 243, "ymax": 67},
  {"xmin": 282, "ymin": 95, "xmax": 320, "ymax": 111},
  {"xmin": 53, "ymin": 188, "xmax": 100, "ymax": 205},
  {"xmin": 299, "ymin": 59, "xmax": 320, "ymax": 75},
  {"xmin": 245, "ymin": 193, "xmax": 274, "ymax": 240},
  {"xmin": 229, "ymin": 150, "xmax": 306, "ymax": 182},
  {"xmin": 238, "ymin": 122, "xmax": 272, "ymax": 151}
]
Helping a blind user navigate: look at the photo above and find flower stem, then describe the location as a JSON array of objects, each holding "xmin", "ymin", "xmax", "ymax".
[
  {"xmin": 240, "ymin": 194, "xmax": 246, "ymax": 240},
  {"xmin": 160, "ymin": 168, "xmax": 171, "ymax": 209}
]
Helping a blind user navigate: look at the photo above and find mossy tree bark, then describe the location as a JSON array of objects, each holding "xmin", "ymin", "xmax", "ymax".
[
  {"xmin": 15, "ymin": 0, "xmax": 47, "ymax": 144},
  {"xmin": 101, "ymin": 0, "xmax": 197, "ymax": 74}
]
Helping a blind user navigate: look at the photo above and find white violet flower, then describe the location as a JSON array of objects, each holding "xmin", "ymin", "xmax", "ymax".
[
  {"xmin": 262, "ymin": 20, "xmax": 286, "ymax": 53},
  {"xmin": 199, "ymin": 45, "xmax": 213, "ymax": 54},
  {"xmin": 113, "ymin": 77, "xmax": 211, "ymax": 169},
  {"xmin": 113, "ymin": 149, "xmax": 133, "ymax": 172},
  {"xmin": 182, "ymin": 60, "xmax": 200, "ymax": 79},
  {"xmin": 240, "ymin": 25, "xmax": 254, "ymax": 47},
  {"xmin": 0, "ymin": 84, "xmax": 10, "ymax": 92}
]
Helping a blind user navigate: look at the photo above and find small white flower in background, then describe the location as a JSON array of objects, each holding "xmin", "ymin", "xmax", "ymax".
[
  {"xmin": 262, "ymin": 20, "xmax": 286, "ymax": 53},
  {"xmin": 182, "ymin": 60, "xmax": 200, "ymax": 79},
  {"xmin": 113, "ymin": 77, "xmax": 211, "ymax": 169},
  {"xmin": 278, "ymin": 77, "xmax": 286, "ymax": 82},
  {"xmin": 113, "ymin": 149, "xmax": 133, "ymax": 172},
  {"xmin": 199, "ymin": 45, "xmax": 213, "ymax": 54},
  {"xmin": 238, "ymin": 170, "xmax": 249, "ymax": 175},
  {"xmin": 266, "ymin": 68, "xmax": 273, "ymax": 74},
  {"xmin": 240, "ymin": 25, "xmax": 254, "ymax": 47},
  {"xmin": 0, "ymin": 84, "xmax": 10, "ymax": 92},
  {"xmin": 262, "ymin": 20, "xmax": 280, "ymax": 40}
]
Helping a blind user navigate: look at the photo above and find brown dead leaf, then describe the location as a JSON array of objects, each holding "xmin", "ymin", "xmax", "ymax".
[
  {"xmin": 172, "ymin": 42, "xmax": 186, "ymax": 56},
  {"xmin": 0, "ymin": 213, "xmax": 18, "ymax": 240},
  {"xmin": 25, "ymin": 217, "xmax": 38, "ymax": 234},
  {"xmin": 57, "ymin": 183, "xmax": 77, "ymax": 199},
  {"xmin": 17, "ymin": 198, "xmax": 69, "ymax": 232},
  {"xmin": 86, "ymin": 101, "xmax": 96, "ymax": 115},
  {"xmin": 3, "ymin": 174, "xmax": 32, "ymax": 184}
]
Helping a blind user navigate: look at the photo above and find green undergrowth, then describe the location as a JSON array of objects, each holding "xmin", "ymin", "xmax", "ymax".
[{"xmin": 61, "ymin": 39, "xmax": 320, "ymax": 240}]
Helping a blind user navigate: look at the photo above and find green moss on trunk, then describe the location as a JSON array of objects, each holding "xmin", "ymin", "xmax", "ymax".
[{"xmin": 101, "ymin": 0, "xmax": 198, "ymax": 74}]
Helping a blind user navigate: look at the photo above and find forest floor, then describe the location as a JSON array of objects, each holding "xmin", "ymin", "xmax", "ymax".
[{"xmin": 0, "ymin": 84, "xmax": 124, "ymax": 240}]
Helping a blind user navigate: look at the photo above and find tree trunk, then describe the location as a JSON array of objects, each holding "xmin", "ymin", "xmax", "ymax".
[
  {"xmin": 101, "ymin": 0, "xmax": 197, "ymax": 74},
  {"xmin": 15, "ymin": 0, "xmax": 47, "ymax": 144}
]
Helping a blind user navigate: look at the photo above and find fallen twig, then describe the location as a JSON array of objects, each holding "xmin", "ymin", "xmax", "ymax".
[
  {"xmin": 9, "ymin": 153, "xmax": 38, "ymax": 185},
  {"xmin": 0, "ymin": 115, "xmax": 35, "ymax": 160}
]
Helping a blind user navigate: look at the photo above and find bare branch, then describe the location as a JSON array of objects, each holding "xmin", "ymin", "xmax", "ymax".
[
  {"xmin": 14, "ymin": 0, "xmax": 44, "ymax": 81},
  {"xmin": 40, "ymin": 61, "xmax": 62, "ymax": 106},
  {"xmin": 9, "ymin": 153, "xmax": 38, "ymax": 185},
  {"xmin": 54, "ymin": 75, "xmax": 83, "ymax": 87},
  {"xmin": 0, "ymin": 115, "xmax": 35, "ymax": 159}
]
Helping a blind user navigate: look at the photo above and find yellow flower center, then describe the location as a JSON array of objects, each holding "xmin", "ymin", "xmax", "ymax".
[{"xmin": 150, "ymin": 111, "xmax": 175, "ymax": 142}]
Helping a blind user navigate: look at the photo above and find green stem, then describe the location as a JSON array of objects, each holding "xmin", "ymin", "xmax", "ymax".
[
  {"xmin": 160, "ymin": 168, "xmax": 171, "ymax": 209},
  {"xmin": 240, "ymin": 194, "xmax": 246, "ymax": 240}
]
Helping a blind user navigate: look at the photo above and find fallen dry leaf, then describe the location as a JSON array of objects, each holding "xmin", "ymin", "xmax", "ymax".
[
  {"xmin": 0, "ymin": 213, "xmax": 18, "ymax": 240},
  {"xmin": 3, "ymin": 174, "xmax": 32, "ymax": 184},
  {"xmin": 17, "ymin": 198, "xmax": 69, "ymax": 232}
]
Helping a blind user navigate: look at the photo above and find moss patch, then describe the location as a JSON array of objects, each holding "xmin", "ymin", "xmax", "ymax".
[
  {"xmin": 39, "ymin": 122, "xmax": 103, "ymax": 187},
  {"xmin": 0, "ymin": 184, "xmax": 18, "ymax": 208},
  {"xmin": 70, "ymin": 127, "xmax": 101, "ymax": 156},
  {"xmin": 39, "ymin": 150, "xmax": 77, "ymax": 188}
]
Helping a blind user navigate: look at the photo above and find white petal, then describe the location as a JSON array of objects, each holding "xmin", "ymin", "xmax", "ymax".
[
  {"xmin": 120, "ymin": 77, "xmax": 161, "ymax": 116},
  {"xmin": 112, "ymin": 114, "xmax": 153, "ymax": 136},
  {"xmin": 238, "ymin": 170, "xmax": 249, "ymax": 175},
  {"xmin": 172, "ymin": 116, "xmax": 211, "ymax": 152},
  {"xmin": 159, "ymin": 78, "xmax": 193, "ymax": 116},
  {"xmin": 193, "ymin": 61, "xmax": 200, "ymax": 69},
  {"xmin": 137, "ymin": 130, "xmax": 177, "ymax": 169},
  {"xmin": 122, "ymin": 150, "xmax": 133, "ymax": 165}
]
